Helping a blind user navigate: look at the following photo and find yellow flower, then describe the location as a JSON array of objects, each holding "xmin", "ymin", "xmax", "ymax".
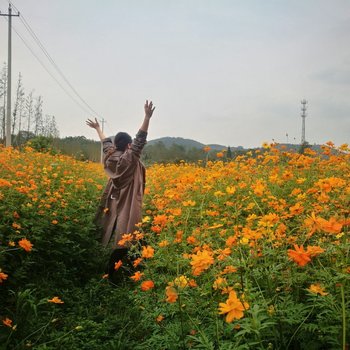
[{"xmin": 172, "ymin": 275, "xmax": 189, "ymax": 289}]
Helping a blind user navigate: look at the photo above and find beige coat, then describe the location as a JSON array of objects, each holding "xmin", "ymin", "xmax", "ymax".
[{"xmin": 95, "ymin": 130, "xmax": 147, "ymax": 248}]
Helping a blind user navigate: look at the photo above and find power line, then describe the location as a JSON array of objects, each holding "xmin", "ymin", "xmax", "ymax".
[
  {"xmin": 12, "ymin": 3, "xmax": 101, "ymax": 116},
  {"xmin": 0, "ymin": 15, "xmax": 95, "ymax": 116},
  {"xmin": 3, "ymin": 1, "xmax": 101, "ymax": 117}
]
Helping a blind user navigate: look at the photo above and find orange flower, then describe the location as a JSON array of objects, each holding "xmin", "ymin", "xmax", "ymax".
[
  {"xmin": 158, "ymin": 240, "xmax": 169, "ymax": 247},
  {"xmin": 165, "ymin": 286, "xmax": 178, "ymax": 303},
  {"xmin": 213, "ymin": 277, "xmax": 227, "ymax": 290},
  {"xmin": 306, "ymin": 245, "xmax": 325, "ymax": 257},
  {"xmin": 304, "ymin": 212, "xmax": 324, "ymax": 236},
  {"xmin": 190, "ymin": 249, "xmax": 214, "ymax": 276},
  {"xmin": 220, "ymin": 265, "xmax": 237, "ymax": 275},
  {"xmin": 48, "ymin": 296, "xmax": 64, "ymax": 304},
  {"xmin": 130, "ymin": 271, "xmax": 144, "ymax": 282},
  {"xmin": 319, "ymin": 217, "xmax": 343, "ymax": 234},
  {"xmin": 188, "ymin": 279, "xmax": 198, "ymax": 288},
  {"xmin": 51, "ymin": 220, "xmax": 58, "ymax": 225},
  {"xmin": 216, "ymin": 152, "xmax": 224, "ymax": 158},
  {"xmin": 133, "ymin": 257, "xmax": 143, "ymax": 268},
  {"xmin": 118, "ymin": 233, "xmax": 134, "ymax": 246},
  {"xmin": 18, "ymin": 238, "xmax": 33, "ymax": 252},
  {"xmin": 288, "ymin": 244, "xmax": 311, "ymax": 267},
  {"xmin": 307, "ymin": 284, "xmax": 328, "ymax": 296},
  {"xmin": 203, "ymin": 146, "xmax": 211, "ymax": 152},
  {"xmin": 12, "ymin": 222, "xmax": 21, "ymax": 230},
  {"xmin": 187, "ymin": 236, "xmax": 197, "ymax": 245},
  {"xmin": 142, "ymin": 245, "xmax": 155, "ymax": 258},
  {"xmin": 153, "ymin": 214, "xmax": 168, "ymax": 227},
  {"xmin": 2, "ymin": 317, "xmax": 13, "ymax": 328},
  {"xmin": 182, "ymin": 200, "xmax": 196, "ymax": 207},
  {"xmin": 289, "ymin": 202, "xmax": 304, "ymax": 216},
  {"xmin": 156, "ymin": 315, "xmax": 164, "ymax": 323},
  {"xmin": 0, "ymin": 179, "xmax": 12, "ymax": 187},
  {"xmin": 0, "ymin": 270, "xmax": 8, "ymax": 283},
  {"xmin": 114, "ymin": 260, "xmax": 123, "ymax": 270},
  {"xmin": 141, "ymin": 280, "xmax": 155, "ymax": 291},
  {"xmin": 218, "ymin": 291, "xmax": 249, "ymax": 323},
  {"xmin": 252, "ymin": 180, "xmax": 266, "ymax": 196}
]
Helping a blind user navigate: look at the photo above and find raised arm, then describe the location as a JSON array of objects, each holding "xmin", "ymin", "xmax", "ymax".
[
  {"xmin": 139, "ymin": 100, "xmax": 155, "ymax": 133},
  {"xmin": 86, "ymin": 118, "xmax": 106, "ymax": 141}
]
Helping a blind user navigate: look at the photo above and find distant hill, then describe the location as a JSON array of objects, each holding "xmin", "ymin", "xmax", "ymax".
[{"xmin": 147, "ymin": 137, "xmax": 244, "ymax": 151}]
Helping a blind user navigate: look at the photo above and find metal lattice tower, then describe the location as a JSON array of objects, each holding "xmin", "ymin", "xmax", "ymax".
[{"xmin": 300, "ymin": 99, "xmax": 307, "ymax": 144}]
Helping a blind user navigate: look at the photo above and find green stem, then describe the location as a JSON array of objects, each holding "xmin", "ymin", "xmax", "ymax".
[
  {"xmin": 35, "ymin": 329, "xmax": 75, "ymax": 347},
  {"xmin": 286, "ymin": 304, "xmax": 315, "ymax": 349},
  {"xmin": 14, "ymin": 313, "xmax": 55, "ymax": 349},
  {"xmin": 177, "ymin": 292, "xmax": 186, "ymax": 349},
  {"xmin": 341, "ymin": 284, "xmax": 346, "ymax": 350}
]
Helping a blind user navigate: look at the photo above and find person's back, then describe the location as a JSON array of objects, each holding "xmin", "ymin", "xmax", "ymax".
[{"xmin": 86, "ymin": 100, "xmax": 155, "ymax": 279}]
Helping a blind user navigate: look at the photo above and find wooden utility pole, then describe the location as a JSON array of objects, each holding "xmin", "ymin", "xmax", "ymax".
[
  {"xmin": 0, "ymin": 4, "xmax": 20, "ymax": 147},
  {"xmin": 100, "ymin": 118, "xmax": 106, "ymax": 163}
]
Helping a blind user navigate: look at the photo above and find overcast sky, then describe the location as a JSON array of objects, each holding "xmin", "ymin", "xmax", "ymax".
[{"xmin": 0, "ymin": 0, "xmax": 349, "ymax": 148}]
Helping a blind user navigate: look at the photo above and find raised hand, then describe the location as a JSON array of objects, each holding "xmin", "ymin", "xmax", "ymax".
[
  {"xmin": 144, "ymin": 100, "xmax": 155, "ymax": 119},
  {"xmin": 86, "ymin": 118, "xmax": 100, "ymax": 129}
]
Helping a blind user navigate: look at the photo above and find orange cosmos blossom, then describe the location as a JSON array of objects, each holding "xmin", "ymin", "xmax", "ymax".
[
  {"xmin": 319, "ymin": 217, "xmax": 343, "ymax": 234},
  {"xmin": 48, "ymin": 296, "xmax": 64, "ymax": 304},
  {"xmin": 153, "ymin": 214, "xmax": 168, "ymax": 227},
  {"xmin": 289, "ymin": 202, "xmax": 304, "ymax": 215},
  {"xmin": 304, "ymin": 212, "xmax": 325, "ymax": 236},
  {"xmin": 158, "ymin": 240, "xmax": 169, "ymax": 247},
  {"xmin": 213, "ymin": 277, "xmax": 228, "ymax": 290},
  {"xmin": 252, "ymin": 180, "xmax": 266, "ymax": 196},
  {"xmin": 218, "ymin": 290, "xmax": 249, "ymax": 323},
  {"xmin": 156, "ymin": 315, "xmax": 164, "ymax": 323},
  {"xmin": 0, "ymin": 270, "xmax": 8, "ymax": 283},
  {"xmin": 190, "ymin": 249, "xmax": 215, "ymax": 276},
  {"xmin": 2, "ymin": 317, "xmax": 13, "ymax": 328},
  {"xmin": 133, "ymin": 257, "xmax": 143, "ymax": 268},
  {"xmin": 165, "ymin": 286, "xmax": 178, "ymax": 303},
  {"xmin": 141, "ymin": 280, "xmax": 155, "ymax": 291},
  {"xmin": 306, "ymin": 245, "xmax": 325, "ymax": 257},
  {"xmin": 142, "ymin": 245, "xmax": 155, "ymax": 258},
  {"xmin": 287, "ymin": 244, "xmax": 311, "ymax": 267},
  {"xmin": 18, "ymin": 238, "xmax": 33, "ymax": 252},
  {"xmin": 130, "ymin": 271, "xmax": 144, "ymax": 282},
  {"xmin": 114, "ymin": 260, "xmax": 123, "ymax": 270},
  {"xmin": 307, "ymin": 284, "xmax": 328, "ymax": 296}
]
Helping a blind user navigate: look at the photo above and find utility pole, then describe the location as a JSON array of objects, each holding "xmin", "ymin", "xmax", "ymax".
[
  {"xmin": 0, "ymin": 4, "xmax": 20, "ymax": 147},
  {"xmin": 300, "ymin": 99, "xmax": 307, "ymax": 144},
  {"xmin": 100, "ymin": 117, "xmax": 106, "ymax": 163}
]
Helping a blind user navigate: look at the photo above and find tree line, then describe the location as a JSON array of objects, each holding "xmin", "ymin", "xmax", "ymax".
[{"xmin": 0, "ymin": 63, "xmax": 59, "ymax": 146}]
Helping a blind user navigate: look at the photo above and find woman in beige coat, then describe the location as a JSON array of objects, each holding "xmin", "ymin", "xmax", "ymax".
[{"xmin": 86, "ymin": 100, "xmax": 155, "ymax": 278}]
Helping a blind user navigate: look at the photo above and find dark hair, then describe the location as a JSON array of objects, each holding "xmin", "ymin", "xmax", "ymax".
[{"xmin": 114, "ymin": 132, "xmax": 132, "ymax": 151}]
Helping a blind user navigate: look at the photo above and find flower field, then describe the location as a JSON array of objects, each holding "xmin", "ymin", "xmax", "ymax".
[{"xmin": 0, "ymin": 143, "xmax": 349, "ymax": 349}]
